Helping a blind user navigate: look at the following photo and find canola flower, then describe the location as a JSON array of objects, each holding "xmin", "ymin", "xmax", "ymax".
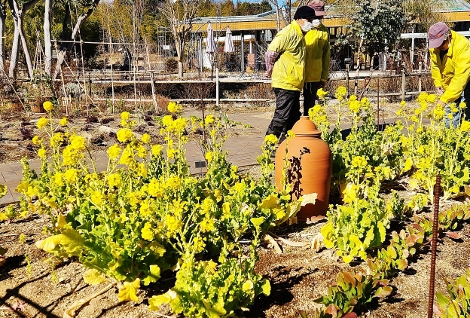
[{"xmin": 43, "ymin": 101, "xmax": 53, "ymax": 112}]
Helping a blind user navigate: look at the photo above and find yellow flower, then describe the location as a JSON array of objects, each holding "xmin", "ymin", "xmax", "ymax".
[
  {"xmin": 199, "ymin": 217, "xmax": 215, "ymax": 233},
  {"xmin": 317, "ymin": 88, "xmax": 328, "ymax": 99},
  {"xmin": 107, "ymin": 173, "xmax": 122, "ymax": 188},
  {"xmin": 349, "ymin": 100, "xmax": 361, "ymax": 114},
  {"xmin": 204, "ymin": 114, "xmax": 215, "ymax": 126},
  {"xmin": 205, "ymin": 151, "xmax": 214, "ymax": 162},
  {"xmin": 32, "ymin": 136, "xmax": 41, "ymax": 145},
  {"xmin": 117, "ymin": 128, "xmax": 133, "ymax": 143},
  {"xmin": 91, "ymin": 191, "xmax": 103, "ymax": 205},
  {"xmin": 141, "ymin": 222, "xmax": 154, "ymax": 241},
  {"xmin": 205, "ymin": 260, "xmax": 217, "ymax": 274},
  {"xmin": 151, "ymin": 145, "xmax": 163, "ymax": 157},
  {"xmin": 264, "ymin": 134, "xmax": 278, "ymax": 145},
  {"xmin": 43, "ymin": 101, "xmax": 53, "ymax": 112},
  {"xmin": 141, "ymin": 133, "xmax": 151, "ymax": 144},
  {"xmin": 121, "ymin": 111, "xmax": 130, "ymax": 121},
  {"xmin": 167, "ymin": 101, "xmax": 181, "ymax": 113},
  {"xmin": 119, "ymin": 147, "xmax": 134, "ymax": 166},
  {"xmin": 460, "ymin": 120, "xmax": 470, "ymax": 132},
  {"xmin": 64, "ymin": 169, "xmax": 78, "ymax": 182},
  {"xmin": 335, "ymin": 86, "xmax": 347, "ymax": 101},
  {"xmin": 38, "ymin": 147, "xmax": 46, "ymax": 158},
  {"xmin": 50, "ymin": 133, "xmax": 63, "ymax": 147},
  {"xmin": 107, "ymin": 144, "xmax": 121, "ymax": 160},
  {"xmin": 70, "ymin": 135, "xmax": 86, "ymax": 151},
  {"xmin": 59, "ymin": 117, "xmax": 68, "ymax": 126},
  {"xmin": 53, "ymin": 172, "xmax": 64, "ymax": 186},
  {"xmin": 37, "ymin": 117, "xmax": 48, "ymax": 129}
]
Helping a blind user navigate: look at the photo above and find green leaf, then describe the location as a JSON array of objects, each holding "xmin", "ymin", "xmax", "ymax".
[
  {"xmin": 143, "ymin": 265, "xmax": 161, "ymax": 286},
  {"xmin": 261, "ymin": 279, "xmax": 271, "ymax": 296},
  {"xmin": 118, "ymin": 278, "xmax": 140, "ymax": 302},
  {"xmin": 148, "ymin": 292, "xmax": 173, "ymax": 311},
  {"xmin": 83, "ymin": 269, "xmax": 107, "ymax": 285}
]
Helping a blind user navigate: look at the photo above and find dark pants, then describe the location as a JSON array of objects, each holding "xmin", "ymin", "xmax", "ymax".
[
  {"xmin": 445, "ymin": 83, "xmax": 470, "ymax": 128},
  {"xmin": 303, "ymin": 81, "xmax": 321, "ymax": 116},
  {"xmin": 266, "ymin": 88, "xmax": 301, "ymax": 139}
]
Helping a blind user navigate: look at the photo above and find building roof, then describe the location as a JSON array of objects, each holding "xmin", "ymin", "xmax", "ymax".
[{"xmin": 191, "ymin": 1, "xmax": 470, "ymax": 32}]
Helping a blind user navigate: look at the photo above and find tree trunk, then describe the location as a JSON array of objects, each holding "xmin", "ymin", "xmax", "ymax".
[
  {"xmin": 7, "ymin": 0, "xmax": 39, "ymax": 79},
  {"xmin": 43, "ymin": 0, "xmax": 52, "ymax": 76},
  {"xmin": 0, "ymin": 1, "xmax": 6, "ymax": 73}
]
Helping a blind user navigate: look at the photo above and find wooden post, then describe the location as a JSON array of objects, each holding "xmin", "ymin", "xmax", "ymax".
[
  {"xmin": 418, "ymin": 62, "xmax": 422, "ymax": 92},
  {"xmin": 401, "ymin": 69, "xmax": 406, "ymax": 101},
  {"xmin": 150, "ymin": 71, "xmax": 159, "ymax": 113},
  {"xmin": 216, "ymin": 67, "xmax": 220, "ymax": 108},
  {"xmin": 346, "ymin": 64, "xmax": 350, "ymax": 97}
]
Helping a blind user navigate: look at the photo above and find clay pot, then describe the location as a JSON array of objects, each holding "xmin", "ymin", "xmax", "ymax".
[{"xmin": 275, "ymin": 116, "xmax": 332, "ymax": 222}]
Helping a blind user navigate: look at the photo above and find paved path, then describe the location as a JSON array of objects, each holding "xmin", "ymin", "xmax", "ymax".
[{"xmin": 0, "ymin": 110, "xmax": 273, "ymax": 207}]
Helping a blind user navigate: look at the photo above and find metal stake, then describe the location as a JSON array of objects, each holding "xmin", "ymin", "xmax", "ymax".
[{"xmin": 428, "ymin": 174, "xmax": 441, "ymax": 318}]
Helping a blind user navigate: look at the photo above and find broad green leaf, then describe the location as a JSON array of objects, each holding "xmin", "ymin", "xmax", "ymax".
[
  {"xmin": 59, "ymin": 229, "xmax": 85, "ymax": 256},
  {"xmin": 118, "ymin": 278, "xmax": 140, "ymax": 302},
  {"xmin": 143, "ymin": 265, "xmax": 161, "ymax": 286},
  {"xmin": 83, "ymin": 269, "xmax": 107, "ymax": 285},
  {"xmin": 36, "ymin": 235, "xmax": 62, "ymax": 252},
  {"xmin": 261, "ymin": 279, "xmax": 271, "ymax": 296},
  {"xmin": 148, "ymin": 293, "xmax": 172, "ymax": 311},
  {"xmin": 250, "ymin": 217, "xmax": 265, "ymax": 229},
  {"xmin": 202, "ymin": 299, "xmax": 226, "ymax": 318}
]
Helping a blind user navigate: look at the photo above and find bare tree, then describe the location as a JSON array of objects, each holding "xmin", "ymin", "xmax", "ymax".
[
  {"xmin": 53, "ymin": 0, "xmax": 101, "ymax": 79},
  {"xmin": 43, "ymin": 0, "xmax": 52, "ymax": 76},
  {"xmin": 158, "ymin": 0, "xmax": 200, "ymax": 78},
  {"xmin": 7, "ymin": 0, "xmax": 39, "ymax": 79},
  {"xmin": 0, "ymin": 0, "xmax": 6, "ymax": 73}
]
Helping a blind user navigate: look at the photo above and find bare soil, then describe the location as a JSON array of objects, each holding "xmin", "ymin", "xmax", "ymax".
[{"xmin": 1, "ymin": 105, "xmax": 469, "ymax": 318}]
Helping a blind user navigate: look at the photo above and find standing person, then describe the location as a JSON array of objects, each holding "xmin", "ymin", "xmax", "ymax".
[
  {"xmin": 303, "ymin": 0, "xmax": 330, "ymax": 116},
  {"xmin": 265, "ymin": 6, "xmax": 317, "ymax": 141},
  {"xmin": 428, "ymin": 22, "xmax": 470, "ymax": 127}
]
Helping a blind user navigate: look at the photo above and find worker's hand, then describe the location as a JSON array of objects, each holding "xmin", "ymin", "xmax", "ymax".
[
  {"xmin": 436, "ymin": 87, "xmax": 444, "ymax": 95},
  {"xmin": 437, "ymin": 99, "xmax": 446, "ymax": 107},
  {"xmin": 265, "ymin": 71, "xmax": 272, "ymax": 78}
]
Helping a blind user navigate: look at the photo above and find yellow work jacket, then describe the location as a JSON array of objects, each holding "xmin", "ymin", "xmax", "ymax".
[
  {"xmin": 430, "ymin": 30, "xmax": 470, "ymax": 103},
  {"xmin": 268, "ymin": 21, "xmax": 306, "ymax": 91},
  {"xmin": 304, "ymin": 24, "xmax": 330, "ymax": 83}
]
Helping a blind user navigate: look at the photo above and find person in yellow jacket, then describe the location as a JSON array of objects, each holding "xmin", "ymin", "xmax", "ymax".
[
  {"xmin": 265, "ymin": 6, "xmax": 317, "ymax": 140},
  {"xmin": 303, "ymin": 0, "xmax": 330, "ymax": 116},
  {"xmin": 428, "ymin": 22, "xmax": 470, "ymax": 128}
]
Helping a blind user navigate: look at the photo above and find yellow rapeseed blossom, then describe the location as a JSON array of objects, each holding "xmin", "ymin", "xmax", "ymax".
[
  {"xmin": 121, "ymin": 111, "xmax": 130, "ymax": 121},
  {"xmin": 426, "ymin": 94, "xmax": 437, "ymax": 103},
  {"xmin": 335, "ymin": 86, "xmax": 347, "ymax": 101},
  {"xmin": 349, "ymin": 100, "xmax": 361, "ymax": 114},
  {"xmin": 70, "ymin": 135, "xmax": 86, "ymax": 151},
  {"xmin": 107, "ymin": 144, "xmax": 121, "ymax": 160},
  {"xmin": 37, "ymin": 117, "xmax": 48, "ymax": 129},
  {"xmin": 59, "ymin": 117, "xmax": 68, "ymax": 126},
  {"xmin": 50, "ymin": 133, "xmax": 63, "ymax": 148},
  {"xmin": 91, "ymin": 191, "xmax": 103, "ymax": 205},
  {"xmin": 53, "ymin": 172, "xmax": 64, "ymax": 186},
  {"xmin": 242, "ymin": 280, "xmax": 253, "ymax": 292},
  {"xmin": 32, "ymin": 136, "xmax": 41, "ymax": 145},
  {"xmin": 119, "ymin": 147, "xmax": 134, "ymax": 166},
  {"xmin": 141, "ymin": 133, "xmax": 151, "ymax": 144},
  {"xmin": 117, "ymin": 128, "xmax": 133, "ymax": 143},
  {"xmin": 461, "ymin": 120, "xmax": 470, "ymax": 132},
  {"xmin": 264, "ymin": 134, "xmax": 278, "ymax": 145},
  {"xmin": 151, "ymin": 144, "xmax": 163, "ymax": 157},
  {"xmin": 205, "ymin": 260, "xmax": 217, "ymax": 274},
  {"xmin": 205, "ymin": 151, "xmax": 214, "ymax": 162},
  {"xmin": 43, "ymin": 101, "xmax": 53, "ymax": 112},
  {"xmin": 38, "ymin": 147, "xmax": 46, "ymax": 159},
  {"xmin": 137, "ymin": 145, "xmax": 147, "ymax": 158},
  {"xmin": 167, "ymin": 101, "xmax": 181, "ymax": 113},
  {"xmin": 64, "ymin": 169, "xmax": 78, "ymax": 183},
  {"xmin": 204, "ymin": 114, "xmax": 215, "ymax": 126},
  {"xmin": 317, "ymin": 88, "xmax": 328, "ymax": 99},
  {"xmin": 107, "ymin": 173, "xmax": 122, "ymax": 188},
  {"xmin": 141, "ymin": 222, "xmax": 154, "ymax": 241},
  {"xmin": 433, "ymin": 104, "xmax": 445, "ymax": 120}
]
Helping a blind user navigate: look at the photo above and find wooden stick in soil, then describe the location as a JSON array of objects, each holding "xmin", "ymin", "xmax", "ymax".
[
  {"xmin": 63, "ymin": 282, "xmax": 116, "ymax": 318},
  {"xmin": 427, "ymin": 174, "xmax": 441, "ymax": 318}
]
